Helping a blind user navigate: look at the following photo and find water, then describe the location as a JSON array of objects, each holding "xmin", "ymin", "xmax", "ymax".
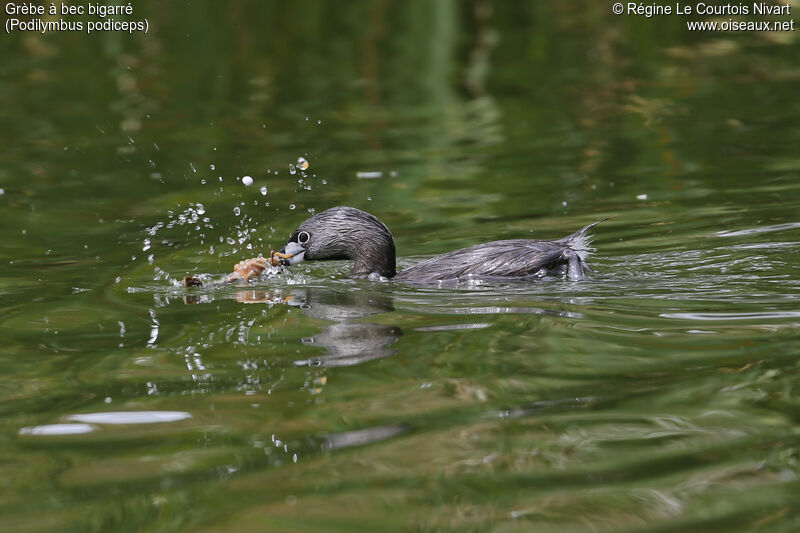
[{"xmin": 2, "ymin": 2, "xmax": 799, "ymax": 531}]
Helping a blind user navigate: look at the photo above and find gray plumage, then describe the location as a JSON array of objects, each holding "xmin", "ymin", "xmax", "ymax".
[
  {"xmin": 288, "ymin": 206, "xmax": 396, "ymax": 277},
  {"xmin": 280, "ymin": 206, "xmax": 603, "ymax": 283}
]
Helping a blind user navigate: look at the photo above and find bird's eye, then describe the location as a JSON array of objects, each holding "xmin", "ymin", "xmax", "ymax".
[{"xmin": 297, "ymin": 231, "xmax": 310, "ymax": 244}]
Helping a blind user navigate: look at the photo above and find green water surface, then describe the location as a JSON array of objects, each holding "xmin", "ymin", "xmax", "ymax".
[{"xmin": 1, "ymin": 2, "xmax": 799, "ymax": 531}]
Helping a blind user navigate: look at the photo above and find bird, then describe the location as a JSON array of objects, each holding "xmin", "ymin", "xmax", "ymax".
[{"xmin": 276, "ymin": 206, "xmax": 604, "ymax": 283}]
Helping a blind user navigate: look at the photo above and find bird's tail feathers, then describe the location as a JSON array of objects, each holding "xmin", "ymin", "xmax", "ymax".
[{"xmin": 558, "ymin": 218, "xmax": 608, "ymax": 261}]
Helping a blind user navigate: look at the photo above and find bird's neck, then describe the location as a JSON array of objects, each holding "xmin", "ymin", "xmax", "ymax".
[{"xmin": 350, "ymin": 240, "xmax": 397, "ymax": 278}]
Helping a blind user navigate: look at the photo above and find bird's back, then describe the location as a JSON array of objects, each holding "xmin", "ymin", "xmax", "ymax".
[
  {"xmin": 396, "ymin": 240, "xmax": 572, "ymax": 283},
  {"xmin": 394, "ymin": 220, "xmax": 603, "ymax": 283}
]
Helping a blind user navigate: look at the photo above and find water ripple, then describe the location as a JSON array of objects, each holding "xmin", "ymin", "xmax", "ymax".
[
  {"xmin": 717, "ymin": 222, "xmax": 800, "ymax": 237},
  {"xmin": 660, "ymin": 311, "xmax": 800, "ymax": 321}
]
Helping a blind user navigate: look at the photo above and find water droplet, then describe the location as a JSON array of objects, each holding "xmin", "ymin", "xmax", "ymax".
[
  {"xmin": 233, "ymin": 207, "xmax": 241, "ymax": 216},
  {"xmin": 317, "ymin": 119, "xmax": 322, "ymax": 125},
  {"xmin": 196, "ymin": 204, "xmax": 206, "ymax": 215},
  {"xmin": 321, "ymin": 179, "xmax": 327, "ymax": 185},
  {"xmin": 260, "ymin": 186, "xmax": 268, "ymax": 196},
  {"xmin": 210, "ymin": 164, "xmax": 215, "ymax": 170},
  {"xmin": 289, "ymin": 204, "xmax": 296, "ymax": 210},
  {"xmin": 242, "ymin": 176, "xmax": 254, "ymax": 186},
  {"xmin": 297, "ymin": 157, "xmax": 309, "ymax": 171},
  {"xmin": 289, "ymin": 164, "xmax": 296, "ymax": 175}
]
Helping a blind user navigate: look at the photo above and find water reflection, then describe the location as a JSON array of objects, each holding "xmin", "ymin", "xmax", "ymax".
[
  {"xmin": 188, "ymin": 284, "xmax": 403, "ymax": 368},
  {"xmin": 19, "ymin": 423, "xmax": 96, "ymax": 436},
  {"xmin": 66, "ymin": 411, "xmax": 192, "ymax": 424},
  {"xmin": 292, "ymin": 288, "xmax": 402, "ymax": 367},
  {"xmin": 322, "ymin": 423, "xmax": 410, "ymax": 451},
  {"xmin": 297, "ymin": 321, "xmax": 402, "ymax": 367}
]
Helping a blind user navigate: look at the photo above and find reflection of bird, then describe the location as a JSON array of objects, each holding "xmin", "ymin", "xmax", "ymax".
[
  {"xmin": 296, "ymin": 322, "xmax": 403, "ymax": 367},
  {"xmin": 185, "ymin": 284, "xmax": 403, "ymax": 367},
  {"xmin": 279, "ymin": 206, "xmax": 604, "ymax": 283},
  {"xmin": 287, "ymin": 288, "xmax": 401, "ymax": 367}
]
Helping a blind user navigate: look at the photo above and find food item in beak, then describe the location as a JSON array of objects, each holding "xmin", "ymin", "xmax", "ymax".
[{"xmin": 183, "ymin": 250, "xmax": 291, "ymax": 287}]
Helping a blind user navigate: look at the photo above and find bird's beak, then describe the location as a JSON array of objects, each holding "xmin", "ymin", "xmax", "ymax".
[{"xmin": 276, "ymin": 241, "xmax": 306, "ymax": 266}]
